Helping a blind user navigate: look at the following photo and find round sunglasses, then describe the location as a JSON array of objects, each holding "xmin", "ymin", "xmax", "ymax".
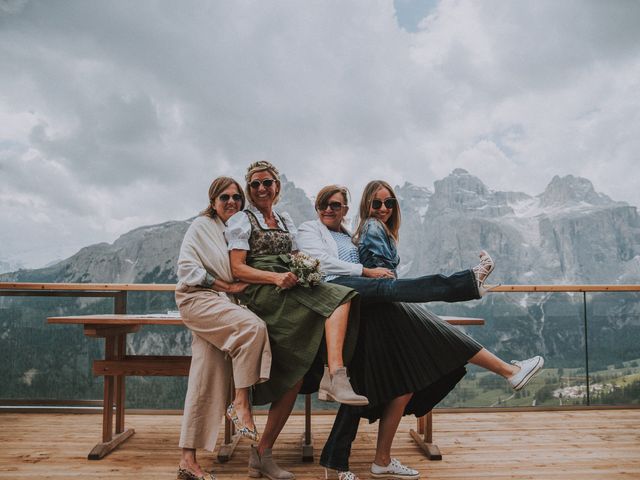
[
  {"xmin": 248, "ymin": 179, "xmax": 276, "ymax": 189},
  {"xmin": 371, "ymin": 198, "xmax": 397, "ymax": 210},
  {"xmin": 218, "ymin": 193, "xmax": 243, "ymax": 202}
]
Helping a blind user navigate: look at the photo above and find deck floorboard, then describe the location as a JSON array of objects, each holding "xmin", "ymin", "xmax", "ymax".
[{"xmin": 1, "ymin": 409, "xmax": 639, "ymax": 479}]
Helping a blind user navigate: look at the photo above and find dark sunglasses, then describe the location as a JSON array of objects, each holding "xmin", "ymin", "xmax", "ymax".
[
  {"xmin": 218, "ymin": 193, "xmax": 243, "ymax": 202},
  {"xmin": 318, "ymin": 201, "xmax": 347, "ymax": 212},
  {"xmin": 371, "ymin": 198, "xmax": 397, "ymax": 210},
  {"xmin": 248, "ymin": 179, "xmax": 276, "ymax": 189}
]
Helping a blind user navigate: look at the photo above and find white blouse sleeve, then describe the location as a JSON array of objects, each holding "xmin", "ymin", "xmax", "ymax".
[
  {"xmin": 279, "ymin": 211, "xmax": 298, "ymax": 251},
  {"xmin": 225, "ymin": 211, "xmax": 252, "ymax": 251}
]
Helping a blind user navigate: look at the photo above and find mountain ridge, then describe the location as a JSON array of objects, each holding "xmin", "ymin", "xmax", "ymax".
[{"xmin": 2, "ymin": 170, "xmax": 639, "ymax": 286}]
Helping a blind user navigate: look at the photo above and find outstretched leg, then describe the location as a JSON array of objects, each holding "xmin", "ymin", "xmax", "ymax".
[{"xmin": 469, "ymin": 348, "xmax": 544, "ymax": 391}]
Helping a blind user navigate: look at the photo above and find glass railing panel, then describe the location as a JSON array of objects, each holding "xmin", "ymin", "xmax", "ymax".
[
  {"xmin": 428, "ymin": 292, "xmax": 589, "ymax": 408},
  {"xmin": 0, "ymin": 295, "xmax": 110, "ymax": 402},
  {"xmin": 1, "ymin": 286, "xmax": 638, "ymax": 410},
  {"xmin": 586, "ymin": 291, "xmax": 640, "ymax": 406}
]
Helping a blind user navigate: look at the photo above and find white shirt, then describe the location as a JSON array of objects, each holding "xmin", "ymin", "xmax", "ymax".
[
  {"xmin": 297, "ymin": 219, "xmax": 364, "ymax": 278},
  {"xmin": 225, "ymin": 203, "xmax": 298, "ymax": 251}
]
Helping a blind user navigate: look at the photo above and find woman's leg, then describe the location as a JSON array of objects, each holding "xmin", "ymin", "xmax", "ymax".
[
  {"xmin": 374, "ymin": 393, "xmax": 413, "ymax": 467},
  {"xmin": 469, "ymin": 348, "xmax": 518, "ymax": 378},
  {"xmin": 258, "ymin": 379, "xmax": 303, "ymax": 454},
  {"xmin": 320, "ymin": 404, "xmax": 361, "ymax": 473},
  {"xmin": 233, "ymin": 387, "xmax": 255, "ymax": 432},
  {"xmin": 470, "ymin": 348, "xmax": 545, "ymax": 390},
  {"xmin": 248, "ymin": 380, "xmax": 303, "ymax": 480},
  {"xmin": 179, "ymin": 448, "xmax": 207, "ymax": 477},
  {"xmin": 319, "ymin": 301, "xmax": 369, "ymax": 406},
  {"xmin": 331, "ymin": 270, "xmax": 479, "ymax": 305},
  {"xmin": 325, "ymin": 302, "xmax": 351, "ymax": 373},
  {"xmin": 183, "ymin": 291, "xmax": 271, "ymax": 439}
]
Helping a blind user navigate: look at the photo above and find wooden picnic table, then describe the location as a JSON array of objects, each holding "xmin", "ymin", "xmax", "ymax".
[{"xmin": 47, "ymin": 313, "xmax": 484, "ymax": 461}]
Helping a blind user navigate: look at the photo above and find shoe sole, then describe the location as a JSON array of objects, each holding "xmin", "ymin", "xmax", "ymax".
[
  {"xmin": 248, "ymin": 467, "xmax": 295, "ymax": 480},
  {"xmin": 318, "ymin": 390, "xmax": 369, "ymax": 406},
  {"xmin": 513, "ymin": 357, "xmax": 544, "ymax": 391},
  {"xmin": 370, "ymin": 472, "xmax": 419, "ymax": 480}
]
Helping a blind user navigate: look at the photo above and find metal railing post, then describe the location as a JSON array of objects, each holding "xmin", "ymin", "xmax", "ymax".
[{"xmin": 582, "ymin": 292, "xmax": 590, "ymax": 406}]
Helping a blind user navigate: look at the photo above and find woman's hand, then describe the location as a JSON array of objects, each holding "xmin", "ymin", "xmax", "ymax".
[
  {"xmin": 226, "ymin": 282, "xmax": 249, "ymax": 294},
  {"xmin": 363, "ymin": 267, "xmax": 395, "ymax": 279},
  {"xmin": 274, "ymin": 272, "xmax": 298, "ymax": 290}
]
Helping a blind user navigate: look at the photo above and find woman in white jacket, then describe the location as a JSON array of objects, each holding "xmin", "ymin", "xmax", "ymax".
[{"xmin": 175, "ymin": 176, "xmax": 272, "ymax": 480}]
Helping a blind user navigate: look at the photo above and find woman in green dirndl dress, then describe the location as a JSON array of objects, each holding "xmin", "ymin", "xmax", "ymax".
[{"xmin": 226, "ymin": 161, "xmax": 367, "ymax": 480}]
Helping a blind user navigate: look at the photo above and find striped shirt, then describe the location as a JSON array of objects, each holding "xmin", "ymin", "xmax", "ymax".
[{"xmin": 326, "ymin": 230, "xmax": 360, "ymax": 281}]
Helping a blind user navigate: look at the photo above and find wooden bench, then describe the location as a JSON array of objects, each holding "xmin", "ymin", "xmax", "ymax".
[{"xmin": 47, "ymin": 313, "xmax": 483, "ymax": 461}]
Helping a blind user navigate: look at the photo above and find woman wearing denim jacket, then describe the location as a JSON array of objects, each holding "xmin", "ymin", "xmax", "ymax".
[{"xmin": 298, "ymin": 183, "xmax": 544, "ymax": 480}]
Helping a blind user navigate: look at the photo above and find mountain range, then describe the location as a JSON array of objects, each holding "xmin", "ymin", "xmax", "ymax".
[
  {"xmin": 2, "ymin": 170, "xmax": 639, "ymax": 408},
  {"xmin": 3, "ymin": 169, "xmax": 639, "ymax": 285}
]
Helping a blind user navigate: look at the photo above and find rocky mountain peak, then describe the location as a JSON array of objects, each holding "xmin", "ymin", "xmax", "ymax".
[
  {"xmin": 276, "ymin": 175, "xmax": 316, "ymax": 225},
  {"xmin": 427, "ymin": 169, "xmax": 514, "ymax": 217},
  {"xmin": 539, "ymin": 175, "xmax": 614, "ymax": 208},
  {"xmin": 395, "ymin": 182, "xmax": 432, "ymax": 206}
]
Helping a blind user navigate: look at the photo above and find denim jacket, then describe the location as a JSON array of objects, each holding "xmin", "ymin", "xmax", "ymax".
[{"xmin": 357, "ymin": 218, "xmax": 400, "ymax": 274}]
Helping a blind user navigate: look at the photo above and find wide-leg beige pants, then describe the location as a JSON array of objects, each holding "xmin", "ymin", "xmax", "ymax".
[{"xmin": 176, "ymin": 288, "xmax": 271, "ymax": 451}]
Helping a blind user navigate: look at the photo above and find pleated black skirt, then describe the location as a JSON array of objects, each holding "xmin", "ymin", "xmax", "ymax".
[{"xmin": 348, "ymin": 302, "xmax": 483, "ymax": 421}]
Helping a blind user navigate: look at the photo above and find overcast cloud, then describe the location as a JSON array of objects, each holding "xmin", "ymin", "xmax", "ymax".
[{"xmin": 1, "ymin": 0, "xmax": 639, "ymax": 268}]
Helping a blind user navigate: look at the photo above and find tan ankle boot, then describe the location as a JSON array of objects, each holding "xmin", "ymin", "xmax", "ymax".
[
  {"xmin": 318, "ymin": 366, "xmax": 369, "ymax": 406},
  {"xmin": 248, "ymin": 445, "xmax": 295, "ymax": 480}
]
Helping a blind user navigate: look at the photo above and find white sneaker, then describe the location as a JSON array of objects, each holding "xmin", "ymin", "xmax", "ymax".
[
  {"xmin": 324, "ymin": 468, "xmax": 359, "ymax": 480},
  {"xmin": 508, "ymin": 356, "xmax": 544, "ymax": 391},
  {"xmin": 370, "ymin": 458, "xmax": 419, "ymax": 479}
]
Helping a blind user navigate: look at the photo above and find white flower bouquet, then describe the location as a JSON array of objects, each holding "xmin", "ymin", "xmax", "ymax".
[{"xmin": 279, "ymin": 252, "xmax": 322, "ymax": 292}]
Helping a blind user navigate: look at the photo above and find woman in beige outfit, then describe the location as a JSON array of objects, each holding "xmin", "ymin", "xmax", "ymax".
[{"xmin": 176, "ymin": 176, "xmax": 272, "ymax": 480}]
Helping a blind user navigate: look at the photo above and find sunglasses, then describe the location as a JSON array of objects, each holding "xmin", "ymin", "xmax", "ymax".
[
  {"xmin": 248, "ymin": 179, "xmax": 276, "ymax": 189},
  {"xmin": 318, "ymin": 201, "xmax": 347, "ymax": 212},
  {"xmin": 371, "ymin": 198, "xmax": 397, "ymax": 210},
  {"xmin": 218, "ymin": 193, "xmax": 243, "ymax": 202}
]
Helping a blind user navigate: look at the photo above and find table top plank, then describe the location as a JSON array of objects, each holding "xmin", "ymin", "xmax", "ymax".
[
  {"xmin": 48, "ymin": 314, "xmax": 483, "ymax": 327},
  {"xmin": 47, "ymin": 314, "xmax": 184, "ymax": 325}
]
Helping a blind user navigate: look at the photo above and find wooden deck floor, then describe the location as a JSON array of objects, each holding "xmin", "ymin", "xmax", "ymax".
[{"xmin": 1, "ymin": 409, "xmax": 639, "ymax": 479}]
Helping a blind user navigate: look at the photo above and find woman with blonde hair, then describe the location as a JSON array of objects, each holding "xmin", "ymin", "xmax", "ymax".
[
  {"xmin": 226, "ymin": 161, "xmax": 367, "ymax": 480},
  {"xmin": 175, "ymin": 176, "xmax": 272, "ymax": 480}
]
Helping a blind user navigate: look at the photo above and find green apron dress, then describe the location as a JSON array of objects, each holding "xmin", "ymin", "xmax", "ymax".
[{"xmin": 237, "ymin": 211, "xmax": 360, "ymax": 405}]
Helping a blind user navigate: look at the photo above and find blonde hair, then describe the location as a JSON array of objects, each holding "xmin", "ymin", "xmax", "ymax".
[
  {"xmin": 353, "ymin": 180, "xmax": 401, "ymax": 244},
  {"xmin": 245, "ymin": 160, "xmax": 282, "ymax": 205},
  {"xmin": 200, "ymin": 177, "xmax": 246, "ymax": 218}
]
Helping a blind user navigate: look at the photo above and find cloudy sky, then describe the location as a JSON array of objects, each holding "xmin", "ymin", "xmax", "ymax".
[{"xmin": 1, "ymin": 0, "xmax": 639, "ymax": 269}]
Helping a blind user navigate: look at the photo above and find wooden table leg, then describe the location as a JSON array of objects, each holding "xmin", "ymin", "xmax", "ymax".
[
  {"xmin": 88, "ymin": 334, "xmax": 134, "ymax": 460},
  {"xmin": 410, "ymin": 411, "xmax": 442, "ymax": 461},
  {"xmin": 301, "ymin": 394, "xmax": 313, "ymax": 462},
  {"xmin": 115, "ymin": 333, "xmax": 126, "ymax": 434},
  {"xmin": 217, "ymin": 379, "xmax": 241, "ymax": 463}
]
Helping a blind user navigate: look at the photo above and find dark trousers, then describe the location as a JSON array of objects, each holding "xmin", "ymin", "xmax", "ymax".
[
  {"xmin": 320, "ymin": 404, "xmax": 361, "ymax": 471},
  {"xmin": 329, "ymin": 269, "xmax": 479, "ymax": 305},
  {"xmin": 320, "ymin": 269, "xmax": 479, "ymax": 471}
]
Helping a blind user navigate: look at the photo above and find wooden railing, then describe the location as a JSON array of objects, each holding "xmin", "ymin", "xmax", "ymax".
[{"xmin": 2, "ymin": 281, "xmax": 640, "ymax": 409}]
